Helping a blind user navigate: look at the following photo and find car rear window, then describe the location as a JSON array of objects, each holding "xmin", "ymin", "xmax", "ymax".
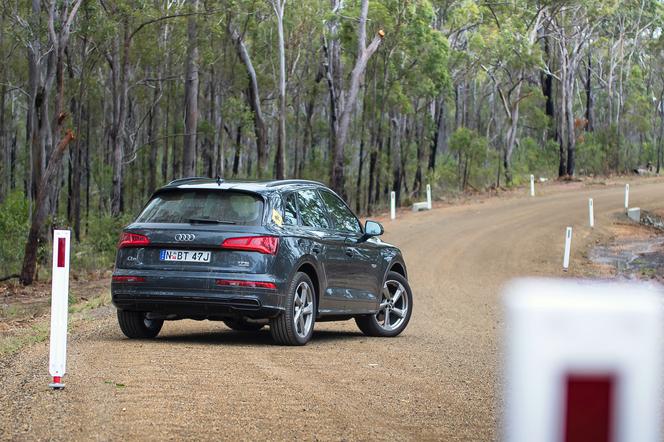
[{"xmin": 136, "ymin": 190, "xmax": 264, "ymax": 225}]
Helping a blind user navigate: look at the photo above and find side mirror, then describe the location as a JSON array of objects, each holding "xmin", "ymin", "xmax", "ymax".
[{"xmin": 364, "ymin": 220, "xmax": 384, "ymax": 237}]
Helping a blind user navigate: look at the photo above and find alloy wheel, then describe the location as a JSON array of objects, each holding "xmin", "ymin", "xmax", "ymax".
[
  {"xmin": 293, "ymin": 281, "xmax": 314, "ymax": 338},
  {"xmin": 376, "ymin": 279, "xmax": 409, "ymax": 331}
]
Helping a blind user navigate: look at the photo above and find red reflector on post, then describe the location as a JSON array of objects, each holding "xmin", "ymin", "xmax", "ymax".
[
  {"xmin": 118, "ymin": 232, "xmax": 150, "ymax": 248},
  {"xmin": 57, "ymin": 238, "xmax": 66, "ymax": 268},
  {"xmin": 112, "ymin": 275, "xmax": 146, "ymax": 283},
  {"xmin": 221, "ymin": 236, "xmax": 279, "ymax": 254},
  {"xmin": 564, "ymin": 374, "xmax": 615, "ymax": 442},
  {"xmin": 216, "ymin": 279, "xmax": 276, "ymax": 289}
]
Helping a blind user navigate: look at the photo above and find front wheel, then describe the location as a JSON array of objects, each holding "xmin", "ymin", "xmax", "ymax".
[
  {"xmin": 355, "ymin": 271, "xmax": 413, "ymax": 337},
  {"xmin": 117, "ymin": 310, "xmax": 163, "ymax": 339},
  {"xmin": 270, "ymin": 272, "xmax": 316, "ymax": 345}
]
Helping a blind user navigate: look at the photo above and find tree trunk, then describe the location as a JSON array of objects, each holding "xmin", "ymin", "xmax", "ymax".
[
  {"xmin": 329, "ymin": 0, "xmax": 383, "ymax": 197},
  {"xmin": 413, "ymin": 108, "xmax": 425, "ymax": 196},
  {"xmin": 503, "ymin": 100, "xmax": 520, "ymax": 186},
  {"xmin": 585, "ymin": 51, "xmax": 594, "ymax": 132},
  {"xmin": 565, "ymin": 72, "xmax": 576, "ymax": 176},
  {"xmin": 355, "ymin": 83, "xmax": 370, "ymax": 213},
  {"xmin": 20, "ymin": 130, "xmax": 75, "ymax": 285},
  {"xmin": 182, "ymin": 3, "xmax": 199, "ymax": 178},
  {"xmin": 162, "ymin": 52, "xmax": 172, "ymax": 182},
  {"xmin": 233, "ymin": 124, "xmax": 242, "ymax": 177},
  {"xmin": 147, "ymin": 73, "xmax": 160, "ymax": 193},
  {"xmin": 110, "ymin": 26, "xmax": 130, "ymax": 216},
  {"xmin": 212, "ymin": 70, "xmax": 224, "ymax": 177},
  {"xmin": 428, "ymin": 96, "xmax": 446, "ymax": 171},
  {"xmin": 228, "ymin": 24, "xmax": 268, "ymax": 177},
  {"xmin": 272, "ymin": 0, "xmax": 287, "ymax": 179},
  {"xmin": 390, "ymin": 116, "xmax": 402, "ymax": 206},
  {"xmin": 69, "ymin": 38, "xmax": 86, "ymax": 241}
]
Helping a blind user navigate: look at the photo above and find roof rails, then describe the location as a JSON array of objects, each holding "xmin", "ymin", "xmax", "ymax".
[
  {"xmin": 166, "ymin": 176, "xmax": 211, "ymax": 186},
  {"xmin": 265, "ymin": 179, "xmax": 324, "ymax": 187}
]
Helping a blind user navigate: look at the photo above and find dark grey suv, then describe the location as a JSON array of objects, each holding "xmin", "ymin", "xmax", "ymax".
[{"xmin": 111, "ymin": 178, "xmax": 412, "ymax": 345}]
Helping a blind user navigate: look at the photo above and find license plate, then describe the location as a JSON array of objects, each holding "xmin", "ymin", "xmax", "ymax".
[{"xmin": 159, "ymin": 250, "xmax": 211, "ymax": 263}]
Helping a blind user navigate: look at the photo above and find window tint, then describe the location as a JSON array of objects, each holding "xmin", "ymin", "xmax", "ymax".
[
  {"xmin": 297, "ymin": 189, "xmax": 330, "ymax": 229},
  {"xmin": 283, "ymin": 193, "xmax": 298, "ymax": 226},
  {"xmin": 136, "ymin": 190, "xmax": 263, "ymax": 225},
  {"xmin": 319, "ymin": 190, "xmax": 361, "ymax": 233}
]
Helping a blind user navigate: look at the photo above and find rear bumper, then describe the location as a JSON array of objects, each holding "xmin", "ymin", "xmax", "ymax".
[{"xmin": 111, "ymin": 270, "xmax": 286, "ymax": 319}]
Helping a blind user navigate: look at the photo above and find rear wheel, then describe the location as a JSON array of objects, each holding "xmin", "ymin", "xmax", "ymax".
[
  {"xmin": 355, "ymin": 271, "xmax": 412, "ymax": 337},
  {"xmin": 117, "ymin": 310, "xmax": 163, "ymax": 339},
  {"xmin": 270, "ymin": 272, "xmax": 316, "ymax": 345},
  {"xmin": 223, "ymin": 318, "xmax": 265, "ymax": 332}
]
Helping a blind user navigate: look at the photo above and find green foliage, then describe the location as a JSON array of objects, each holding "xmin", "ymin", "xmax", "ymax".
[
  {"xmin": 577, "ymin": 133, "xmax": 611, "ymax": 175},
  {"xmin": 0, "ymin": 191, "xmax": 29, "ymax": 276},
  {"xmin": 449, "ymin": 127, "xmax": 490, "ymax": 190},
  {"xmin": 512, "ymin": 137, "xmax": 558, "ymax": 179},
  {"xmin": 4, "ymin": 0, "xmax": 664, "ymax": 238},
  {"xmin": 71, "ymin": 215, "xmax": 133, "ymax": 273}
]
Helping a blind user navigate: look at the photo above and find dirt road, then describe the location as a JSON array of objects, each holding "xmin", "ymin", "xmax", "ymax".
[{"xmin": 2, "ymin": 179, "xmax": 663, "ymax": 441}]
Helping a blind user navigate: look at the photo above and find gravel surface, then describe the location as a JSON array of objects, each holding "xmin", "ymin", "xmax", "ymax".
[{"xmin": 2, "ymin": 178, "xmax": 664, "ymax": 441}]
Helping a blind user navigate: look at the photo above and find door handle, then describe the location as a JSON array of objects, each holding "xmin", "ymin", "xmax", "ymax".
[{"xmin": 345, "ymin": 248, "xmax": 354, "ymax": 257}]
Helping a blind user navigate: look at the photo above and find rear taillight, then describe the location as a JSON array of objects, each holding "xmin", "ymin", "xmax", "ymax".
[
  {"xmin": 221, "ymin": 236, "xmax": 279, "ymax": 254},
  {"xmin": 118, "ymin": 232, "xmax": 150, "ymax": 248},
  {"xmin": 215, "ymin": 279, "xmax": 277, "ymax": 289},
  {"xmin": 112, "ymin": 275, "xmax": 146, "ymax": 283}
]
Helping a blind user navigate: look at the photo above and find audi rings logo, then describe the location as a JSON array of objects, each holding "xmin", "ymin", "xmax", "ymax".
[{"xmin": 174, "ymin": 233, "xmax": 196, "ymax": 242}]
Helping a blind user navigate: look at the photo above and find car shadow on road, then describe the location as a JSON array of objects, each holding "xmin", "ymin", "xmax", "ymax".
[{"xmin": 107, "ymin": 328, "xmax": 367, "ymax": 347}]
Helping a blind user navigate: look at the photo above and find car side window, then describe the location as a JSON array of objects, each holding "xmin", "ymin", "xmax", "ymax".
[
  {"xmin": 319, "ymin": 190, "xmax": 362, "ymax": 233},
  {"xmin": 297, "ymin": 189, "xmax": 330, "ymax": 229},
  {"xmin": 283, "ymin": 193, "xmax": 298, "ymax": 226}
]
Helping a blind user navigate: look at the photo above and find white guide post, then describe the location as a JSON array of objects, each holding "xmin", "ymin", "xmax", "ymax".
[
  {"xmin": 624, "ymin": 184, "xmax": 630, "ymax": 212},
  {"xmin": 588, "ymin": 198, "xmax": 594, "ymax": 228},
  {"xmin": 530, "ymin": 174, "xmax": 535, "ymax": 197},
  {"xmin": 426, "ymin": 184, "xmax": 432, "ymax": 210},
  {"xmin": 504, "ymin": 278, "xmax": 663, "ymax": 442},
  {"xmin": 390, "ymin": 191, "xmax": 396, "ymax": 220},
  {"xmin": 562, "ymin": 227, "xmax": 572, "ymax": 271},
  {"xmin": 49, "ymin": 230, "xmax": 71, "ymax": 389}
]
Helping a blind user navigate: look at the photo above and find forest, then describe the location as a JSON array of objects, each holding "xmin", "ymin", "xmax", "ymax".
[{"xmin": 0, "ymin": 0, "xmax": 663, "ymax": 284}]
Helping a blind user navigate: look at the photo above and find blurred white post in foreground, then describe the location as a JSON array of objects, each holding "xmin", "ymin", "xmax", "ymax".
[
  {"xmin": 504, "ymin": 279, "xmax": 663, "ymax": 442},
  {"xmin": 589, "ymin": 198, "xmax": 594, "ymax": 228},
  {"xmin": 49, "ymin": 230, "xmax": 71, "ymax": 389},
  {"xmin": 390, "ymin": 191, "xmax": 396, "ymax": 220},
  {"xmin": 530, "ymin": 174, "xmax": 535, "ymax": 197},
  {"xmin": 624, "ymin": 184, "xmax": 629, "ymax": 212}
]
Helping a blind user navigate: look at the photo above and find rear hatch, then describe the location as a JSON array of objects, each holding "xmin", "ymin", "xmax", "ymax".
[{"xmin": 115, "ymin": 189, "xmax": 277, "ymax": 275}]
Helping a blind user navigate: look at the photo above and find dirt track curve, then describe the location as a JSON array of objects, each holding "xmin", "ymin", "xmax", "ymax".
[{"xmin": 2, "ymin": 178, "xmax": 664, "ymax": 441}]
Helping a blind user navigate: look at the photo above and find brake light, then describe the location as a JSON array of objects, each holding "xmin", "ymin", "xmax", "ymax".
[
  {"xmin": 221, "ymin": 236, "xmax": 279, "ymax": 254},
  {"xmin": 215, "ymin": 279, "xmax": 277, "ymax": 289},
  {"xmin": 112, "ymin": 275, "xmax": 146, "ymax": 283},
  {"xmin": 118, "ymin": 232, "xmax": 150, "ymax": 248}
]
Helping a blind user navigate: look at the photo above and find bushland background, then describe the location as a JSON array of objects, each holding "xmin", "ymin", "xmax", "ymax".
[{"xmin": 1, "ymin": 0, "xmax": 662, "ymax": 283}]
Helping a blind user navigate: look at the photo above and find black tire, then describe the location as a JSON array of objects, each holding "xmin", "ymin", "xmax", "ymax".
[
  {"xmin": 270, "ymin": 272, "xmax": 316, "ymax": 345},
  {"xmin": 117, "ymin": 310, "xmax": 163, "ymax": 339},
  {"xmin": 355, "ymin": 271, "xmax": 413, "ymax": 337},
  {"xmin": 223, "ymin": 318, "xmax": 265, "ymax": 332}
]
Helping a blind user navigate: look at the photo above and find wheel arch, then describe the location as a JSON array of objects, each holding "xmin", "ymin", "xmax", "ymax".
[
  {"xmin": 293, "ymin": 258, "xmax": 321, "ymax": 314},
  {"xmin": 387, "ymin": 259, "xmax": 408, "ymax": 280}
]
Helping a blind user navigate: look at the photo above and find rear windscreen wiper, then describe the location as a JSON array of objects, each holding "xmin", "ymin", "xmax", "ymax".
[{"xmin": 188, "ymin": 218, "xmax": 237, "ymax": 225}]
